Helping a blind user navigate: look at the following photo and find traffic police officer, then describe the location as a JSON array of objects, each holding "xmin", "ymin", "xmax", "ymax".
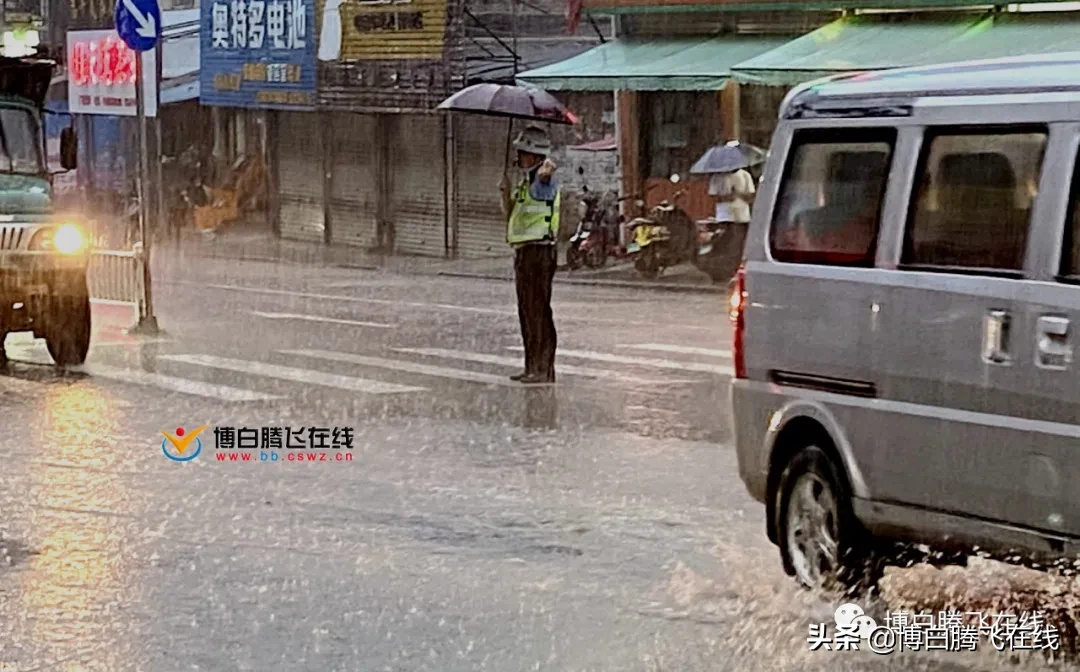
[{"xmin": 500, "ymin": 126, "xmax": 560, "ymax": 384}]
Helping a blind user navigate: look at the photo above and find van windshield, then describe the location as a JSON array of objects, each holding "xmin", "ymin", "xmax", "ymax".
[{"xmin": 0, "ymin": 106, "xmax": 43, "ymax": 175}]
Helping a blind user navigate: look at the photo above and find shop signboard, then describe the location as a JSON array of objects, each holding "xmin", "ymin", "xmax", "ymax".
[
  {"xmin": 67, "ymin": 29, "xmax": 158, "ymax": 117},
  {"xmin": 199, "ymin": 0, "xmax": 316, "ymax": 109}
]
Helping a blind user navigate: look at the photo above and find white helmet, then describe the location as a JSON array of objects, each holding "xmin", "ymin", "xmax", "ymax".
[{"xmin": 513, "ymin": 126, "xmax": 552, "ymax": 157}]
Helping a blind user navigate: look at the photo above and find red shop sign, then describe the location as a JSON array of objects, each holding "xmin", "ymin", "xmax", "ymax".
[{"xmin": 70, "ymin": 35, "xmax": 136, "ymax": 88}]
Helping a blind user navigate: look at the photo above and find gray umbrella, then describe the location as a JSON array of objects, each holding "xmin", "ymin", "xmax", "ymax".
[
  {"xmin": 437, "ymin": 83, "xmax": 578, "ymax": 125},
  {"xmin": 690, "ymin": 141, "xmax": 766, "ymax": 175}
]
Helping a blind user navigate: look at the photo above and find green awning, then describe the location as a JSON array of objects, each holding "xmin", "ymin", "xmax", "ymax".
[
  {"xmin": 517, "ymin": 36, "xmax": 792, "ymax": 91},
  {"xmin": 733, "ymin": 12, "xmax": 1080, "ymax": 87}
]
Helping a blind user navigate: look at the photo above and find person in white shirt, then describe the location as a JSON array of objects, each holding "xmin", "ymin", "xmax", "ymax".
[{"xmin": 708, "ymin": 168, "xmax": 755, "ymax": 223}]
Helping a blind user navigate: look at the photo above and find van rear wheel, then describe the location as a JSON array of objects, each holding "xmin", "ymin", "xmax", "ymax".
[{"xmin": 775, "ymin": 446, "xmax": 882, "ymax": 596}]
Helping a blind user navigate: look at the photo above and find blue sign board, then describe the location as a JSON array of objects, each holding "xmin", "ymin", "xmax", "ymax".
[
  {"xmin": 199, "ymin": 0, "xmax": 316, "ymax": 110},
  {"xmin": 115, "ymin": 0, "xmax": 161, "ymax": 52}
]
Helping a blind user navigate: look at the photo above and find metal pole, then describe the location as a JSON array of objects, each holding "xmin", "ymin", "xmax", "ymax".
[
  {"xmin": 510, "ymin": 0, "xmax": 518, "ymax": 77},
  {"xmin": 154, "ymin": 39, "xmax": 167, "ymax": 245},
  {"xmin": 131, "ymin": 49, "xmax": 159, "ymax": 334}
]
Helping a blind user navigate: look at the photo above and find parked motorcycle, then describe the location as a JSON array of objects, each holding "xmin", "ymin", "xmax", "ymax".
[
  {"xmin": 692, "ymin": 217, "xmax": 748, "ymax": 284},
  {"xmin": 625, "ymin": 178, "xmax": 696, "ymax": 280},
  {"xmin": 567, "ymin": 185, "xmax": 620, "ymax": 270}
]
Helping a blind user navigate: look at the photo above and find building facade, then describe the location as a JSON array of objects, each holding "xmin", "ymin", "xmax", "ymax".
[
  {"xmin": 234, "ymin": 0, "xmax": 611, "ymax": 258},
  {"xmin": 522, "ymin": 0, "xmax": 1080, "ymax": 221}
]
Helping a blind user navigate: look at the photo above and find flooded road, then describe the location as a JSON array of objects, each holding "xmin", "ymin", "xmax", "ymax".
[{"xmin": 0, "ymin": 257, "xmax": 1072, "ymax": 671}]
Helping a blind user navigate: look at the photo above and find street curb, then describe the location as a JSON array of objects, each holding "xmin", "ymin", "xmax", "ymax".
[{"xmin": 436, "ymin": 270, "xmax": 724, "ymax": 294}]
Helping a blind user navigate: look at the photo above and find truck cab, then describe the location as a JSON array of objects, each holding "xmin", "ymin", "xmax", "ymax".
[{"xmin": 0, "ymin": 56, "xmax": 87, "ymax": 366}]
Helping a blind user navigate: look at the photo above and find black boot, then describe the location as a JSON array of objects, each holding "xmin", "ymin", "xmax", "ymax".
[{"xmin": 519, "ymin": 372, "xmax": 555, "ymax": 385}]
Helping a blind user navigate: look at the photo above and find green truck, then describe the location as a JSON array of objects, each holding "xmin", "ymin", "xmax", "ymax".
[{"xmin": 0, "ymin": 56, "xmax": 85, "ymax": 366}]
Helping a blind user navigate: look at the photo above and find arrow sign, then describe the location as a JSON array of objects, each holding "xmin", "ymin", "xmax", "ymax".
[{"xmin": 115, "ymin": 0, "xmax": 161, "ymax": 52}]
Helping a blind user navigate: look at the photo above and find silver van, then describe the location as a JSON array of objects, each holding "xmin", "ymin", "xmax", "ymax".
[{"xmin": 732, "ymin": 53, "xmax": 1080, "ymax": 592}]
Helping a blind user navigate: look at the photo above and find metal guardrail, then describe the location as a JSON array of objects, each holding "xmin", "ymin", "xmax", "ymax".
[{"xmin": 88, "ymin": 248, "xmax": 145, "ymax": 318}]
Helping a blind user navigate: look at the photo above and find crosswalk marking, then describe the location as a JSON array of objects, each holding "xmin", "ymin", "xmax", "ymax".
[
  {"xmin": 178, "ymin": 281, "xmax": 717, "ymax": 331},
  {"xmin": 393, "ymin": 347, "xmax": 682, "ymax": 385},
  {"xmin": 161, "ymin": 354, "xmax": 426, "ymax": 395},
  {"xmin": 508, "ymin": 346, "xmax": 734, "ymax": 376},
  {"xmin": 85, "ymin": 364, "xmax": 284, "ymax": 402},
  {"xmin": 90, "ymin": 338, "xmax": 173, "ymax": 348},
  {"xmin": 251, "ymin": 311, "xmax": 396, "ymax": 329},
  {"xmin": 620, "ymin": 343, "xmax": 732, "ymax": 359},
  {"xmin": 201, "ymin": 283, "xmax": 513, "ymax": 316},
  {"xmin": 281, "ymin": 349, "xmax": 520, "ymax": 386}
]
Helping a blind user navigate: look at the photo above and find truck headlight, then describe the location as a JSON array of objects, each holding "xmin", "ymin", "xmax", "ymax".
[
  {"xmin": 54, "ymin": 225, "xmax": 85, "ymax": 254},
  {"xmin": 30, "ymin": 224, "xmax": 87, "ymax": 253}
]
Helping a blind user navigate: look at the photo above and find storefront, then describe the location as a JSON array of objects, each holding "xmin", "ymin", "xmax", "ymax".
[
  {"xmin": 199, "ymin": 0, "xmax": 316, "ymax": 239},
  {"xmin": 518, "ymin": 36, "xmax": 788, "ymax": 220},
  {"xmin": 316, "ymin": 0, "xmax": 457, "ymax": 257},
  {"xmin": 452, "ymin": 114, "xmax": 511, "ymax": 257},
  {"xmin": 66, "ymin": 18, "xmax": 209, "ymax": 246},
  {"xmin": 389, "ymin": 114, "xmax": 449, "ymax": 256},
  {"xmin": 326, "ymin": 113, "xmax": 380, "ymax": 250},
  {"xmin": 274, "ymin": 111, "xmax": 323, "ymax": 242}
]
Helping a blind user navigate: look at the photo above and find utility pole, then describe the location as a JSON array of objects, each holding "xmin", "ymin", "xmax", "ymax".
[{"xmin": 130, "ymin": 49, "xmax": 159, "ymax": 334}]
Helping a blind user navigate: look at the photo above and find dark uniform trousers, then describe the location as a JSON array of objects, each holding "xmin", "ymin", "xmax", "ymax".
[{"xmin": 513, "ymin": 243, "xmax": 558, "ymax": 379}]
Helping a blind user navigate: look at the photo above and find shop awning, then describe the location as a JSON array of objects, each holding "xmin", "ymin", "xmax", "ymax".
[
  {"xmin": 517, "ymin": 36, "xmax": 791, "ymax": 91},
  {"xmin": 733, "ymin": 12, "xmax": 1080, "ymax": 87}
]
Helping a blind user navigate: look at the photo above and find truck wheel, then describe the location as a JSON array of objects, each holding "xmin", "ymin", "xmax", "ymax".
[
  {"xmin": 45, "ymin": 286, "xmax": 91, "ymax": 367},
  {"xmin": 775, "ymin": 445, "xmax": 882, "ymax": 596}
]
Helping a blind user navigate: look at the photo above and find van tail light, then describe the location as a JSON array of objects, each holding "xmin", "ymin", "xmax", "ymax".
[{"xmin": 729, "ymin": 264, "xmax": 747, "ymax": 379}]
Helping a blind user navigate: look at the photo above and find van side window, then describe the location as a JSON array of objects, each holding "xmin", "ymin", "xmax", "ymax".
[
  {"xmin": 903, "ymin": 129, "xmax": 1046, "ymax": 273},
  {"xmin": 1061, "ymin": 152, "xmax": 1080, "ymax": 280},
  {"xmin": 770, "ymin": 130, "xmax": 894, "ymax": 266}
]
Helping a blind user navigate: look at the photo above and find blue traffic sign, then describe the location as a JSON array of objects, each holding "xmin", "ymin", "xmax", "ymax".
[{"xmin": 115, "ymin": 0, "xmax": 161, "ymax": 52}]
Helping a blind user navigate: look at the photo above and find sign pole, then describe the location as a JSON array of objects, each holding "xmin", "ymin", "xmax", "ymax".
[
  {"xmin": 131, "ymin": 50, "xmax": 159, "ymax": 334},
  {"xmin": 116, "ymin": 0, "xmax": 162, "ymax": 334},
  {"xmin": 154, "ymin": 38, "xmax": 168, "ymax": 246}
]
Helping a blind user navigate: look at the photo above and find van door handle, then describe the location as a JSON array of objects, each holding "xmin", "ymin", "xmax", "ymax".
[
  {"xmin": 982, "ymin": 309, "xmax": 1012, "ymax": 364},
  {"xmin": 1036, "ymin": 315, "xmax": 1072, "ymax": 370}
]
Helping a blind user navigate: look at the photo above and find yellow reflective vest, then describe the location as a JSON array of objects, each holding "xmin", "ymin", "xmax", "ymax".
[{"xmin": 507, "ymin": 178, "xmax": 560, "ymax": 245}]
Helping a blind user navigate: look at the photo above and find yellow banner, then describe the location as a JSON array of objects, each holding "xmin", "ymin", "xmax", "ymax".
[{"xmin": 327, "ymin": 0, "xmax": 448, "ymax": 61}]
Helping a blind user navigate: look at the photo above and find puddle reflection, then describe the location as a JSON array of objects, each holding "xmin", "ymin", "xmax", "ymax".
[{"xmin": 15, "ymin": 383, "xmax": 138, "ymax": 668}]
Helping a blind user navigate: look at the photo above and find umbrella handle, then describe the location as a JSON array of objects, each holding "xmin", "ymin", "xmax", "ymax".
[{"xmin": 504, "ymin": 119, "xmax": 514, "ymax": 172}]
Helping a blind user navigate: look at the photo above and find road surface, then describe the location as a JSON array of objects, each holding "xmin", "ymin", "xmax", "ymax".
[{"xmin": 0, "ymin": 257, "xmax": 1067, "ymax": 671}]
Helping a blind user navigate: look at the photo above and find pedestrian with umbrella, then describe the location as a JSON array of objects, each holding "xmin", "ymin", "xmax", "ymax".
[
  {"xmin": 689, "ymin": 141, "xmax": 766, "ymax": 283},
  {"xmin": 691, "ymin": 140, "xmax": 764, "ymax": 226},
  {"xmin": 438, "ymin": 83, "xmax": 577, "ymax": 384}
]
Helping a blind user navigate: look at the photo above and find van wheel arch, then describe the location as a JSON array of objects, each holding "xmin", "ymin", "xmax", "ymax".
[{"xmin": 765, "ymin": 418, "xmax": 849, "ymax": 547}]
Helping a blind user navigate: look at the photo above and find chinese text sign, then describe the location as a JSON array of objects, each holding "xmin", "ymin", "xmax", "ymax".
[
  {"xmin": 66, "ymin": 30, "xmax": 158, "ymax": 117},
  {"xmin": 199, "ymin": 0, "xmax": 316, "ymax": 109}
]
